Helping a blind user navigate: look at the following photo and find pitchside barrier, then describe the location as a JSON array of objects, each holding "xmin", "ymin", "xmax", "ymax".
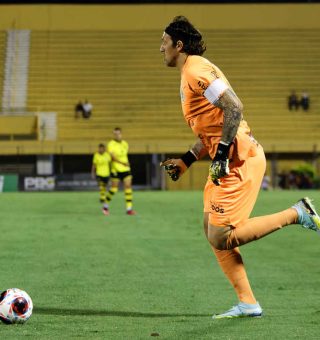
[
  {"xmin": 0, "ymin": 174, "xmax": 18, "ymax": 192},
  {"xmin": 18, "ymin": 174, "xmax": 99, "ymax": 192}
]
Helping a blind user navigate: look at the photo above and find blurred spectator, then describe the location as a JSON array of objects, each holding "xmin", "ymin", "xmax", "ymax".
[
  {"xmin": 82, "ymin": 100, "xmax": 93, "ymax": 119},
  {"xmin": 261, "ymin": 174, "xmax": 270, "ymax": 190},
  {"xmin": 299, "ymin": 173, "xmax": 313, "ymax": 189},
  {"xmin": 300, "ymin": 91, "xmax": 310, "ymax": 111},
  {"xmin": 288, "ymin": 170, "xmax": 299, "ymax": 189},
  {"xmin": 279, "ymin": 168, "xmax": 315, "ymax": 190},
  {"xmin": 278, "ymin": 171, "xmax": 288, "ymax": 189},
  {"xmin": 288, "ymin": 91, "xmax": 299, "ymax": 111},
  {"xmin": 74, "ymin": 100, "xmax": 84, "ymax": 118}
]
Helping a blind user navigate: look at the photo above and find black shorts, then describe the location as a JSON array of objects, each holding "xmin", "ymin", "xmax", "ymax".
[
  {"xmin": 110, "ymin": 171, "xmax": 132, "ymax": 181},
  {"xmin": 96, "ymin": 176, "xmax": 110, "ymax": 184}
]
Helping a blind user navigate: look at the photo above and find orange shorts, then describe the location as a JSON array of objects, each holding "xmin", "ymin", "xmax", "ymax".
[{"xmin": 204, "ymin": 144, "xmax": 266, "ymax": 227}]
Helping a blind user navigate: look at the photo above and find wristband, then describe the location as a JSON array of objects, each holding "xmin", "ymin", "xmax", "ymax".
[{"xmin": 181, "ymin": 150, "xmax": 197, "ymax": 168}]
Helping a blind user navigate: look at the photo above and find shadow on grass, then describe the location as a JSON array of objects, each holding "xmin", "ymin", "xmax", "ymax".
[{"xmin": 34, "ymin": 307, "xmax": 209, "ymax": 318}]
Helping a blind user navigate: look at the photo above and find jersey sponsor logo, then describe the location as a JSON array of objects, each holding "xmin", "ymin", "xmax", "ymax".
[
  {"xmin": 211, "ymin": 202, "xmax": 224, "ymax": 214},
  {"xmin": 197, "ymin": 81, "xmax": 208, "ymax": 91},
  {"xmin": 210, "ymin": 69, "xmax": 219, "ymax": 78}
]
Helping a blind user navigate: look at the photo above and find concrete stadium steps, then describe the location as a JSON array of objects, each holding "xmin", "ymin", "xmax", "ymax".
[
  {"xmin": 58, "ymin": 126, "xmax": 192, "ymax": 141},
  {"xmin": 25, "ymin": 29, "xmax": 320, "ymax": 151}
]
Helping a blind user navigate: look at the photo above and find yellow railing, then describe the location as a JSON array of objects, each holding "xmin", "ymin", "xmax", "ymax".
[{"xmin": 0, "ymin": 140, "xmax": 318, "ymax": 155}]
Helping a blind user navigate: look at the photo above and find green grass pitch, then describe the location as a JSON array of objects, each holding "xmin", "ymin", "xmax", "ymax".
[{"xmin": 0, "ymin": 190, "xmax": 319, "ymax": 339}]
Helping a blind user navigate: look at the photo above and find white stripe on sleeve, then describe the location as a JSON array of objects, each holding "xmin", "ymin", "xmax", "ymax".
[{"xmin": 204, "ymin": 78, "xmax": 228, "ymax": 104}]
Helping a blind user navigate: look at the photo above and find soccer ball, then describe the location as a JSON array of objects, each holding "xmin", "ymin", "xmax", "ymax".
[{"xmin": 0, "ymin": 288, "xmax": 33, "ymax": 324}]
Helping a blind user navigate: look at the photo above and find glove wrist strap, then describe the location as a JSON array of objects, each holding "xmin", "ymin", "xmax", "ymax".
[
  {"xmin": 181, "ymin": 150, "xmax": 197, "ymax": 168},
  {"xmin": 215, "ymin": 142, "xmax": 231, "ymax": 161}
]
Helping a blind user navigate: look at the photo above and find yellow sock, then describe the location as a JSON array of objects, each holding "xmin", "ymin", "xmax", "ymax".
[
  {"xmin": 99, "ymin": 181, "xmax": 106, "ymax": 202},
  {"xmin": 125, "ymin": 188, "xmax": 133, "ymax": 210},
  {"xmin": 106, "ymin": 187, "xmax": 118, "ymax": 203}
]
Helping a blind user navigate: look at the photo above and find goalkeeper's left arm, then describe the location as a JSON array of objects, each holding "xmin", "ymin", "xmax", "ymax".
[
  {"xmin": 208, "ymin": 88, "xmax": 243, "ymax": 183},
  {"xmin": 160, "ymin": 139, "xmax": 208, "ymax": 181}
]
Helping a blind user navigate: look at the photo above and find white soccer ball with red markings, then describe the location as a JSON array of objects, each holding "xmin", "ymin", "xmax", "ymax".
[{"xmin": 0, "ymin": 288, "xmax": 33, "ymax": 324}]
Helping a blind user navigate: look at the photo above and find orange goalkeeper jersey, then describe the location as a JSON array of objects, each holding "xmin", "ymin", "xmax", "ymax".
[{"xmin": 180, "ymin": 55, "xmax": 258, "ymax": 161}]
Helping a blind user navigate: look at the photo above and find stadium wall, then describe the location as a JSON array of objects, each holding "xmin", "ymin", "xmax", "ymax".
[{"xmin": 0, "ymin": 4, "xmax": 320, "ymax": 30}]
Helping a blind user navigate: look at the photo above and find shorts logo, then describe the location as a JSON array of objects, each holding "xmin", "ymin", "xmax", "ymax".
[{"xmin": 211, "ymin": 203, "xmax": 224, "ymax": 214}]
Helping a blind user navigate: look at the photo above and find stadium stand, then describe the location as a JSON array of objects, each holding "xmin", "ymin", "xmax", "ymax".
[
  {"xmin": 25, "ymin": 29, "xmax": 320, "ymax": 153},
  {"xmin": 207, "ymin": 29, "xmax": 320, "ymax": 151},
  {"xmin": 0, "ymin": 115, "xmax": 37, "ymax": 140},
  {"xmin": 0, "ymin": 30, "xmax": 5, "ymax": 109},
  {"xmin": 0, "ymin": 26, "xmax": 316, "ymax": 155},
  {"xmin": 27, "ymin": 30, "xmax": 190, "ymax": 152}
]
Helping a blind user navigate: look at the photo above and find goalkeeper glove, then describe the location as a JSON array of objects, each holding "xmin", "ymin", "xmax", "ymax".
[
  {"xmin": 209, "ymin": 142, "xmax": 231, "ymax": 184},
  {"xmin": 160, "ymin": 151, "xmax": 197, "ymax": 181}
]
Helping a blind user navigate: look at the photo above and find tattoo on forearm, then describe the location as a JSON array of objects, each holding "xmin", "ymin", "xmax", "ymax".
[
  {"xmin": 215, "ymin": 89, "xmax": 243, "ymax": 144},
  {"xmin": 190, "ymin": 139, "xmax": 208, "ymax": 159}
]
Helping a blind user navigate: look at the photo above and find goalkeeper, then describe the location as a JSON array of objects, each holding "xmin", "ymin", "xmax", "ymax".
[{"xmin": 160, "ymin": 16, "xmax": 320, "ymax": 319}]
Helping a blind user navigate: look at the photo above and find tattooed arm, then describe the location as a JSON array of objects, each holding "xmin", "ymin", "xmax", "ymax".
[
  {"xmin": 214, "ymin": 88, "xmax": 243, "ymax": 144},
  {"xmin": 207, "ymin": 88, "xmax": 243, "ymax": 183},
  {"xmin": 190, "ymin": 138, "xmax": 208, "ymax": 160}
]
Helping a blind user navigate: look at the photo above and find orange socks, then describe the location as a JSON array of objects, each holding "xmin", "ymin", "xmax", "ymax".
[
  {"xmin": 211, "ymin": 208, "xmax": 298, "ymax": 304},
  {"xmin": 213, "ymin": 247, "xmax": 256, "ymax": 304},
  {"xmin": 226, "ymin": 208, "xmax": 298, "ymax": 249}
]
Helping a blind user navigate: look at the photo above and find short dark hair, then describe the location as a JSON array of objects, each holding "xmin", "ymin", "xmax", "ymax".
[
  {"xmin": 114, "ymin": 127, "xmax": 121, "ymax": 132},
  {"xmin": 165, "ymin": 16, "xmax": 206, "ymax": 56},
  {"xmin": 98, "ymin": 143, "xmax": 105, "ymax": 148}
]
